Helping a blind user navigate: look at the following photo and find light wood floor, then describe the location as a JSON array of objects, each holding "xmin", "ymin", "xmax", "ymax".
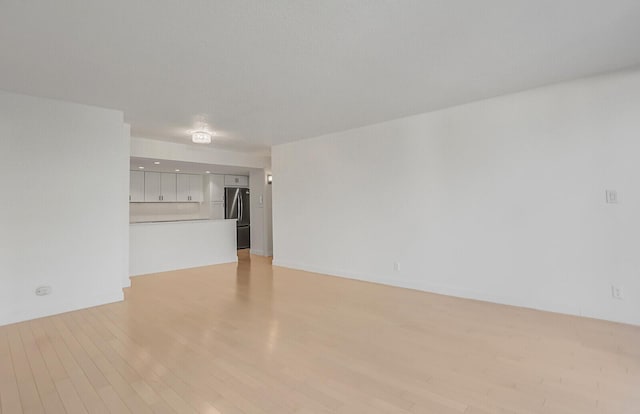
[{"xmin": 1, "ymin": 251, "xmax": 639, "ymax": 414}]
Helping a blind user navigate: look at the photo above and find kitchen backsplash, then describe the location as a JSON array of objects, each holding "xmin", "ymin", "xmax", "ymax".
[
  {"xmin": 129, "ymin": 202, "xmax": 225, "ymax": 223},
  {"xmin": 130, "ymin": 202, "xmax": 205, "ymax": 222}
]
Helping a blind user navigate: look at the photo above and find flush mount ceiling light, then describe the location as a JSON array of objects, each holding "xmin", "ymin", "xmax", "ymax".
[{"xmin": 192, "ymin": 131, "xmax": 213, "ymax": 144}]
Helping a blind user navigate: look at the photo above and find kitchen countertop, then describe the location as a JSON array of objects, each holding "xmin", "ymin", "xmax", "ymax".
[{"xmin": 130, "ymin": 218, "xmax": 236, "ymax": 224}]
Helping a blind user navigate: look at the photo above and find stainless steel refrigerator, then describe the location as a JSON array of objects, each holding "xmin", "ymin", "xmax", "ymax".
[{"xmin": 225, "ymin": 187, "xmax": 250, "ymax": 249}]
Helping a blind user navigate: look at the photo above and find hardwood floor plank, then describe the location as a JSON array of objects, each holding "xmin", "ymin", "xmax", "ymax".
[
  {"xmin": 28, "ymin": 320, "xmax": 68, "ymax": 383},
  {"xmin": 6, "ymin": 325, "xmax": 44, "ymax": 414},
  {"xmin": 97, "ymin": 386, "xmax": 131, "ymax": 414},
  {"xmin": 38, "ymin": 317, "xmax": 110, "ymax": 414},
  {"xmin": 18, "ymin": 324, "xmax": 66, "ymax": 414},
  {"xmin": 54, "ymin": 378, "xmax": 86, "ymax": 414},
  {"xmin": 0, "ymin": 329, "xmax": 23, "ymax": 413},
  {"xmin": 1, "ymin": 251, "xmax": 639, "ymax": 413}
]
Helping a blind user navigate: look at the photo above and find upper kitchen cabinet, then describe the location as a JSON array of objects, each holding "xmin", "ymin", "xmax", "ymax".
[
  {"xmin": 160, "ymin": 173, "xmax": 177, "ymax": 202},
  {"xmin": 177, "ymin": 174, "xmax": 203, "ymax": 202},
  {"xmin": 144, "ymin": 172, "xmax": 161, "ymax": 201},
  {"xmin": 189, "ymin": 174, "xmax": 204, "ymax": 202},
  {"xmin": 144, "ymin": 172, "xmax": 177, "ymax": 202},
  {"xmin": 209, "ymin": 174, "xmax": 225, "ymax": 202},
  {"xmin": 224, "ymin": 175, "xmax": 249, "ymax": 187},
  {"xmin": 130, "ymin": 170, "xmax": 145, "ymax": 202},
  {"xmin": 133, "ymin": 172, "xmax": 203, "ymax": 203}
]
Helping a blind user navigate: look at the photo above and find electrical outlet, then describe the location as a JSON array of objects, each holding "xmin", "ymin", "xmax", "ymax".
[
  {"xmin": 393, "ymin": 262, "xmax": 400, "ymax": 272},
  {"xmin": 611, "ymin": 285, "xmax": 623, "ymax": 300},
  {"xmin": 605, "ymin": 190, "xmax": 618, "ymax": 204},
  {"xmin": 35, "ymin": 286, "xmax": 52, "ymax": 296}
]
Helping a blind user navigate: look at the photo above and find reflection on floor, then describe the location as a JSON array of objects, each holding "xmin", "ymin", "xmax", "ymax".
[{"xmin": 1, "ymin": 251, "xmax": 639, "ymax": 413}]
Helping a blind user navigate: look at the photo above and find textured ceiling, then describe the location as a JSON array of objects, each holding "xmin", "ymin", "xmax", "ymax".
[{"xmin": 1, "ymin": 0, "xmax": 640, "ymax": 152}]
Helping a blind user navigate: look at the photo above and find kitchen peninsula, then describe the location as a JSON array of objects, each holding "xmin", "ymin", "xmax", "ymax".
[
  {"xmin": 129, "ymin": 218, "xmax": 237, "ymax": 276},
  {"xmin": 128, "ymin": 169, "xmax": 247, "ymax": 277}
]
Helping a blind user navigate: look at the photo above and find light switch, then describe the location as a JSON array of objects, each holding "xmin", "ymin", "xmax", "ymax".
[{"xmin": 605, "ymin": 190, "xmax": 618, "ymax": 204}]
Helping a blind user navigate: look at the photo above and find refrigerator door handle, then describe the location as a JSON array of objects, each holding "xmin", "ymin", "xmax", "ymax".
[{"xmin": 238, "ymin": 194, "xmax": 243, "ymax": 223}]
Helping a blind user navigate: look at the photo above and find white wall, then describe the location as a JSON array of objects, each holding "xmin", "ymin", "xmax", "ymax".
[
  {"xmin": 249, "ymin": 167, "xmax": 274, "ymax": 256},
  {"xmin": 264, "ymin": 169, "xmax": 273, "ymax": 256},
  {"xmin": 122, "ymin": 124, "xmax": 132, "ymax": 288},
  {"xmin": 272, "ymin": 69, "xmax": 640, "ymax": 326},
  {"xmin": 0, "ymin": 90, "xmax": 129, "ymax": 326}
]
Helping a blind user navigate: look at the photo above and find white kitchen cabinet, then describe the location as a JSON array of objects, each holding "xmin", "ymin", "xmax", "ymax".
[
  {"xmin": 224, "ymin": 175, "xmax": 249, "ymax": 187},
  {"xmin": 145, "ymin": 172, "xmax": 177, "ymax": 202},
  {"xmin": 144, "ymin": 172, "xmax": 161, "ymax": 201},
  {"xmin": 189, "ymin": 174, "xmax": 203, "ymax": 202},
  {"xmin": 209, "ymin": 174, "xmax": 225, "ymax": 202},
  {"xmin": 129, "ymin": 171, "xmax": 145, "ymax": 202},
  {"xmin": 176, "ymin": 174, "xmax": 190, "ymax": 201},
  {"xmin": 161, "ymin": 173, "xmax": 177, "ymax": 202},
  {"xmin": 177, "ymin": 174, "xmax": 203, "ymax": 202}
]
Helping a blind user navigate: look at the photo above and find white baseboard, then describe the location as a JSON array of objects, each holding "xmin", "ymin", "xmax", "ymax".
[
  {"xmin": 271, "ymin": 259, "xmax": 637, "ymax": 325},
  {"xmin": 0, "ymin": 289, "xmax": 124, "ymax": 327}
]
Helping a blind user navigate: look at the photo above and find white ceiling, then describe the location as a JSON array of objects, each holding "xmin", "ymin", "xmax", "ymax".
[
  {"xmin": 130, "ymin": 157, "xmax": 250, "ymax": 176},
  {"xmin": 2, "ymin": 1, "xmax": 640, "ymax": 152}
]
